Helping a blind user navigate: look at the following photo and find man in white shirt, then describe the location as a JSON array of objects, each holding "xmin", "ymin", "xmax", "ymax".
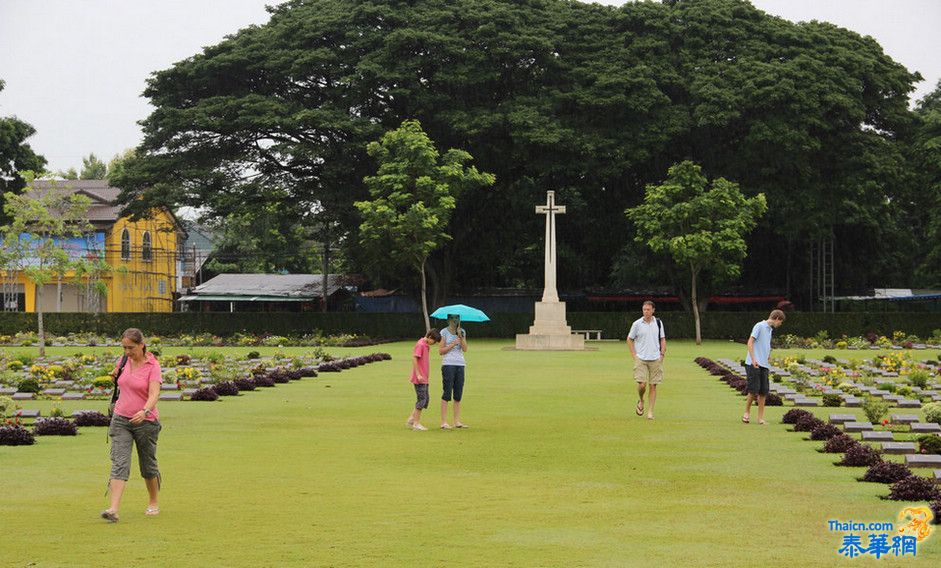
[{"xmin": 627, "ymin": 301, "xmax": 666, "ymax": 420}]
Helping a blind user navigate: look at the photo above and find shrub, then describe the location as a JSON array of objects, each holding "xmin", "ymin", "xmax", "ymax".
[
  {"xmin": 233, "ymin": 377, "xmax": 256, "ymax": 391},
  {"xmin": 917, "ymin": 434, "xmax": 941, "ymax": 455},
  {"xmin": 0, "ymin": 395, "xmax": 15, "ymax": 417},
  {"xmin": 782, "ymin": 409, "xmax": 813, "ymax": 425},
  {"xmin": 207, "ymin": 352, "xmax": 225, "ymax": 365},
  {"xmin": 764, "ymin": 392, "xmax": 783, "ymax": 406},
  {"xmin": 838, "ymin": 444, "xmax": 882, "ymax": 467},
  {"xmin": 176, "ymin": 354, "xmax": 192, "ymax": 365},
  {"xmin": 33, "ymin": 417, "xmax": 78, "ymax": 436},
  {"xmin": 73, "ymin": 411, "xmax": 110, "ymax": 427},
  {"xmin": 882, "ymin": 382, "xmax": 897, "ymax": 393},
  {"xmin": 862, "ymin": 398, "xmax": 891, "ymax": 424},
  {"xmin": 862, "ymin": 462, "xmax": 913, "ymax": 484},
  {"xmin": 794, "ymin": 415, "xmax": 825, "ymax": 432},
  {"xmin": 824, "ymin": 434, "xmax": 859, "ymax": 453},
  {"xmin": 922, "ymin": 402, "xmax": 941, "ymax": 425},
  {"xmin": 887, "ymin": 476, "xmax": 941, "ymax": 501},
  {"xmin": 212, "ymin": 381, "xmax": 239, "ymax": 396},
  {"xmin": 190, "ymin": 387, "xmax": 219, "ymax": 401},
  {"xmin": 895, "ymin": 386, "xmax": 913, "ymax": 397},
  {"xmin": 931, "ymin": 499, "xmax": 941, "ymax": 525},
  {"xmin": 822, "ymin": 355, "xmax": 837, "ymax": 364},
  {"xmin": 822, "ymin": 394, "xmax": 842, "ymax": 407},
  {"xmin": 908, "ymin": 369, "xmax": 930, "ymax": 389},
  {"xmin": 16, "ymin": 377, "xmax": 40, "ymax": 393},
  {"xmin": 93, "ymin": 376, "xmax": 114, "ymax": 389},
  {"xmin": 246, "ymin": 351, "xmax": 261, "ymax": 360},
  {"xmin": 810, "ymin": 424, "xmax": 843, "ymax": 441},
  {"xmin": 253, "ymin": 374, "xmax": 276, "ymax": 387},
  {"xmin": 0, "ymin": 424, "xmax": 36, "ymax": 445}
]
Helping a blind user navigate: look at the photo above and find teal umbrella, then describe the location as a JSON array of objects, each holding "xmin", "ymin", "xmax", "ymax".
[{"xmin": 430, "ymin": 304, "xmax": 490, "ymax": 322}]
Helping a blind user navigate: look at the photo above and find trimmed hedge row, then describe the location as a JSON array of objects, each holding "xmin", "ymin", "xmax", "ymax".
[{"xmin": 0, "ymin": 311, "xmax": 938, "ymax": 340}]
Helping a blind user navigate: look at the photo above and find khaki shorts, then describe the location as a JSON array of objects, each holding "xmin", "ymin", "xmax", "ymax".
[{"xmin": 634, "ymin": 359, "xmax": 663, "ymax": 385}]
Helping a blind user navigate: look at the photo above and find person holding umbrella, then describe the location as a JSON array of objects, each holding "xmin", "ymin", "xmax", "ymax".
[{"xmin": 439, "ymin": 313, "xmax": 469, "ymax": 429}]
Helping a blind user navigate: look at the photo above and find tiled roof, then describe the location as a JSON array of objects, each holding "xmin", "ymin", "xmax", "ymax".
[{"xmin": 27, "ymin": 179, "xmax": 123, "ymax": 222}]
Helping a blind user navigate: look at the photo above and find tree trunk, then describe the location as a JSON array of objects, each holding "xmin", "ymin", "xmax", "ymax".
[
  {"xmin": 420, "ymin": 257, "xmax": 430, "ymax": 332},
  {"xmin": 56, "ymin": 277, "xmax": 61, "ymax": 312},
  {"xmin": 690, "ymin": 265, "xmax": 702, "ymax": 345},
  {"xmin": 321, "ymin": 233, "xmax": 330, "ymax": 313},
  {"xmin": 36, "ymin": 286, "xmax": 45, "ymax": 357}
]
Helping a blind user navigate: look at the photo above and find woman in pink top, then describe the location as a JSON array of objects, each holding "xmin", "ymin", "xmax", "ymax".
[{"xmin": 101, "ymin": 328, "xmax": 163, "ymax": 523}]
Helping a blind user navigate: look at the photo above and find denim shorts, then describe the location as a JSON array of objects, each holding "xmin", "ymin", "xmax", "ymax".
[
  {"xmin": 109, "ymin": 415, "xmax": 161, "ymax": 481},
  {"xmin": 441, "ymin": 365, "xmax": 465, "ymax": 402}
]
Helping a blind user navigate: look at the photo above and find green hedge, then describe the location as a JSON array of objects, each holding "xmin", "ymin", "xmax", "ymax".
[{"xmin": 0, "ymin": 311, "xmax": 938, "ymax": 340}]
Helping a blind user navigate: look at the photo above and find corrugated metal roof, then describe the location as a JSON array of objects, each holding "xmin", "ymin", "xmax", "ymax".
[{"xmin": 191, "ymin": 273, "xmax": 346, "ymax": 298}]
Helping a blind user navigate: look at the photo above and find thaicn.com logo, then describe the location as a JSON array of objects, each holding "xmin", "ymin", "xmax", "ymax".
[{"xmin": 828, "ymin": 507, "xmax": 934, "ymax": 559}]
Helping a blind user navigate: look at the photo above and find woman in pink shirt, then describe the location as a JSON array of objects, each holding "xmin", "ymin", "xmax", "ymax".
[{"xmin": 101, "ymin": 328, "xmax": 163, "ymax": 523}]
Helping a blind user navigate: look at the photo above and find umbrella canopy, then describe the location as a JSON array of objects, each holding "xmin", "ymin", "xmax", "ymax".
[{"xmin": 430, "ymin": 304, "xmax": 490, "ymax": 322}]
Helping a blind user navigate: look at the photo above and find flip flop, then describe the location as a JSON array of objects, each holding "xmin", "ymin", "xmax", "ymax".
[
  {"xmin": 635, "ymin": 400, "xmax": 644, "ymax": 416},
  {"xmin": 440, "ymin": 423, "xmax": 452, "ymax": 430},
  {"xmin": 742, "ymin": 415, "xmax": 750, "ymax": 424},
  {"xmin": 455, "ymin": 423, "xmax": 469, "ymax": 429},
  {"xmin": 101, "ymin": 510, "xmax": 119, "ymax": 523},
  {"xmin": 145, "ymin": 506, "xmax": 160, "ymax": 516},
  {"xmin": 758, "ymin": 420, "xmax": 767, "ymax": 426}
]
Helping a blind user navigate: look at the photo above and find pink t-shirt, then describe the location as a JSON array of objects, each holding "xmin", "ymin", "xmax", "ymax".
[
  {"xmin": 113, "ymin": 352, "xmax": 162, "ymax": 420},
  {"xmin": 410, "ymin": 338, "xmax": 431, "ymax": 385}
]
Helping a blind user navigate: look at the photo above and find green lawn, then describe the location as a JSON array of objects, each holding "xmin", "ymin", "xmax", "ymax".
[{"xmin": 2, "ymin": 340, "xmax": 939, "ymax": 567}]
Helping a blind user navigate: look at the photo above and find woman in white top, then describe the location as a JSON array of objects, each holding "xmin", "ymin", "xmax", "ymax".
[{"xmin": 438, "ymin": 314, "xmax": 469, "ymax": 429}]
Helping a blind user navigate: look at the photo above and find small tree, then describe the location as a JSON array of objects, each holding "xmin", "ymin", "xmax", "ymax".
[
  {"xmin": 356, "ymin": 120, "xmax": 495, "ymax": 330},
  {"xmin": 626, "ymin": 161, "xmax": 767, "ymax": 344},
  {"xmin": 2, "ymin": 173, "xmax": 96, "ymax": 355}
]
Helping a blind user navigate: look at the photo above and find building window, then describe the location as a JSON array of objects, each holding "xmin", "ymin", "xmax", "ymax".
[
  {"xmin": 120, "ymin": 229, "xmax": 130, "ymax": 260},
  {"xmin": 158, "ymin": 280, "xmax": 167, "ymax": 295},
  {"xmin": 142, "ymin": 231, "xmax": 153, "ymax": 261}
]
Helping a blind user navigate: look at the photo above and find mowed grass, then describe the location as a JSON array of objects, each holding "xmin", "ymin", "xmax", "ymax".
[{"xmin": 2, "ymin": 340, "xmax": 940, "ymax": 567}]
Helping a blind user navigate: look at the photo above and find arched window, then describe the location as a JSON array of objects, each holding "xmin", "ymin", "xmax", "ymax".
[
  {"xmin": 142, "ymin": 231, "xmax": 153, "ymax": 262},
  {"xmin": 120, "ymin": 229, "xmax": 130, "ymax": 261}
]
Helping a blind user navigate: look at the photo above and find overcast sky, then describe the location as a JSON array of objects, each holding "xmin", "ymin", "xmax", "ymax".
[{"xmin": 1, "ymin": 0, "xmax": 938, "ymax": 173}]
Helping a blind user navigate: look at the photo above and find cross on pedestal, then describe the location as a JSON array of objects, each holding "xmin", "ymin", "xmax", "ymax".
[{"xmin": 536, "ymin": 191, "xmax": 565, "ymax": 303}]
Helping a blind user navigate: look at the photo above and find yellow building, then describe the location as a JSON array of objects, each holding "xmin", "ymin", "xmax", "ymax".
[{"xmin": 3, "ymin": 180, "xmax": 183, "ymax": 313}]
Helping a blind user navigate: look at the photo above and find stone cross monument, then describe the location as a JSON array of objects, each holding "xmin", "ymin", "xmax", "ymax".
[{"xmin": 515, "ymin": 191, "xmax": 585, "ymax": 350}]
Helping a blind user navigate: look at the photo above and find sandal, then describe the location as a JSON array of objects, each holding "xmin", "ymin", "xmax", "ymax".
[
  {"xmin": 100, "ymin": 509, "xmax": 119, "ymax": 523},
  {"xmin": 636, "ymin": 400, "xmax": 644, "ymax": 416},
  {"xmin": 455, "ymin": 423, "xmax": 469, "ymax": 429},
  {"xmin": 440, "ymin": 423, "xmax": 452, "ymax": 430},
  {"xmin": 145, "ymin": 506, "xmax": 160, "ymax": 516},
  {"xmin": 758, "ymin": 420, "xmax": 767, "ymax": 426},
  {"xmin": 742, "ymin": 415, "xmax": 750, "ymax": 424}
]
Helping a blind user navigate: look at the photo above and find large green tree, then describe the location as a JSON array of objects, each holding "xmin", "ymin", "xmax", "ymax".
[
  {"xmin": 356, "ymin": 120, "xmax": 494, "ymax": 330},
  {"xmin": 627, "ymin": 161, "xmax": 766, "ymax": 344},
  {"xmin": 113, "ymin": 0, "xmax": 925, "ymax": 301},
  {"xmin": 0, "ymin": 79, "xmax": 47, "ymax": 224}
]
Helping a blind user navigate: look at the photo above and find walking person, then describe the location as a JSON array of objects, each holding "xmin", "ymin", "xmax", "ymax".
[
  {"xmin": 439, "ymin": 314, "xmax": 469, "ymax": 429},
  {"xmin": 407, "ymin": 329, "xmax": 441, "ymax": 431},
  {"xmin": 743, "ymin": 309, "xmax": 786, "ymax": 425},
  {"xmin": 628, "ymin": 301, "xmax": 666, "ymax": 420},
  {"xmin": 101, "ymin": 328, "xmax": 163, "ymax": 522}
]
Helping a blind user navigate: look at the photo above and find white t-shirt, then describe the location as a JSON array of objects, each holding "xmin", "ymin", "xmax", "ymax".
[
  {"xmin": 628, "ymin": 317, "xmax": 665, "ymax": 361},
  {"xmin": 439, "ymin": 327, "xmax": 466, "ymax": 366}
]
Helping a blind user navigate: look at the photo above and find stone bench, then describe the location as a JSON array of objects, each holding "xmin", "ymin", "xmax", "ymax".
[
  {"xmin": 159, "ymin": 393, "xmax": 182, "ymax": 401},
  {"xmin": 160, "ymin": 383, "xmax": 179, "ymax": 391},
  {"xmin": 793, "ymin": 398, "xmax": 818, "ymax": 407},
  {"xmin": 862, "ymin": 431, "xmax": 894, "ymax": 441},
  {"xmin": 881, "ymin": 442, "xmax": 917, "ymax": 454},
  {"xmin": 844, "ymin": 421, "xmax": 874, "ymax": 432},
  {"xmin": 42, "ymin": 388, "xmax": 66, "ymax": 396},
  {"xmin": 0, "ymin": 387, "xmax": 16, "ymax": 395},
  {"xmin": 12, "ymin": 393, "xmax": 34, "ymax": 400},
  {"xmin": 897, "ymin": 399, "xmax": 922, "ymax": 408},
  {"xmin": 911, "ymin": 423, "xmax": 941, "ymax": 434},
  {"xmin": 905, "ymin": 454, "xmax": 941, "ymax": 468},
  {"xmin": 14, "ymin": 409, "xmax": 40, "ymax": 418},
  {"xmin": 61, "ymin": 392, "xmax": 85, "ymax": 400},
  {"xmin": 843, "ymin": 397, "xmax": 863, "ymax": 407},
  {"xmin": 572, "ymin": 329, "xmax": 602, "ymax": 340}
]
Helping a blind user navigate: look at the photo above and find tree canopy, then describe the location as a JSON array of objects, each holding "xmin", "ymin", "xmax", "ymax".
[
  {"xmin": 114, "ymin": 0, "xmax": 930, "ymax": 305},
  {"xmin": 0, "ymin": 79, "xmax": 47, "ymax": 224}
]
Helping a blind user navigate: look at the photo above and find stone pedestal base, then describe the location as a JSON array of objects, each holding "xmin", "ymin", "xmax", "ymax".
[
  {"xmin": 515, "ymin": 301, "xmax": 585, "ymax": 350},
  {"xmin": 515, "ymin": 333, "xmax": 585, "ymax": 350}
]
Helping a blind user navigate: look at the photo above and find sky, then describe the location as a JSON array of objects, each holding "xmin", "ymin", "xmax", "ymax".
[{"xmin": 1, "ymin": 0, "xmax": 939, "ymax": 174}]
